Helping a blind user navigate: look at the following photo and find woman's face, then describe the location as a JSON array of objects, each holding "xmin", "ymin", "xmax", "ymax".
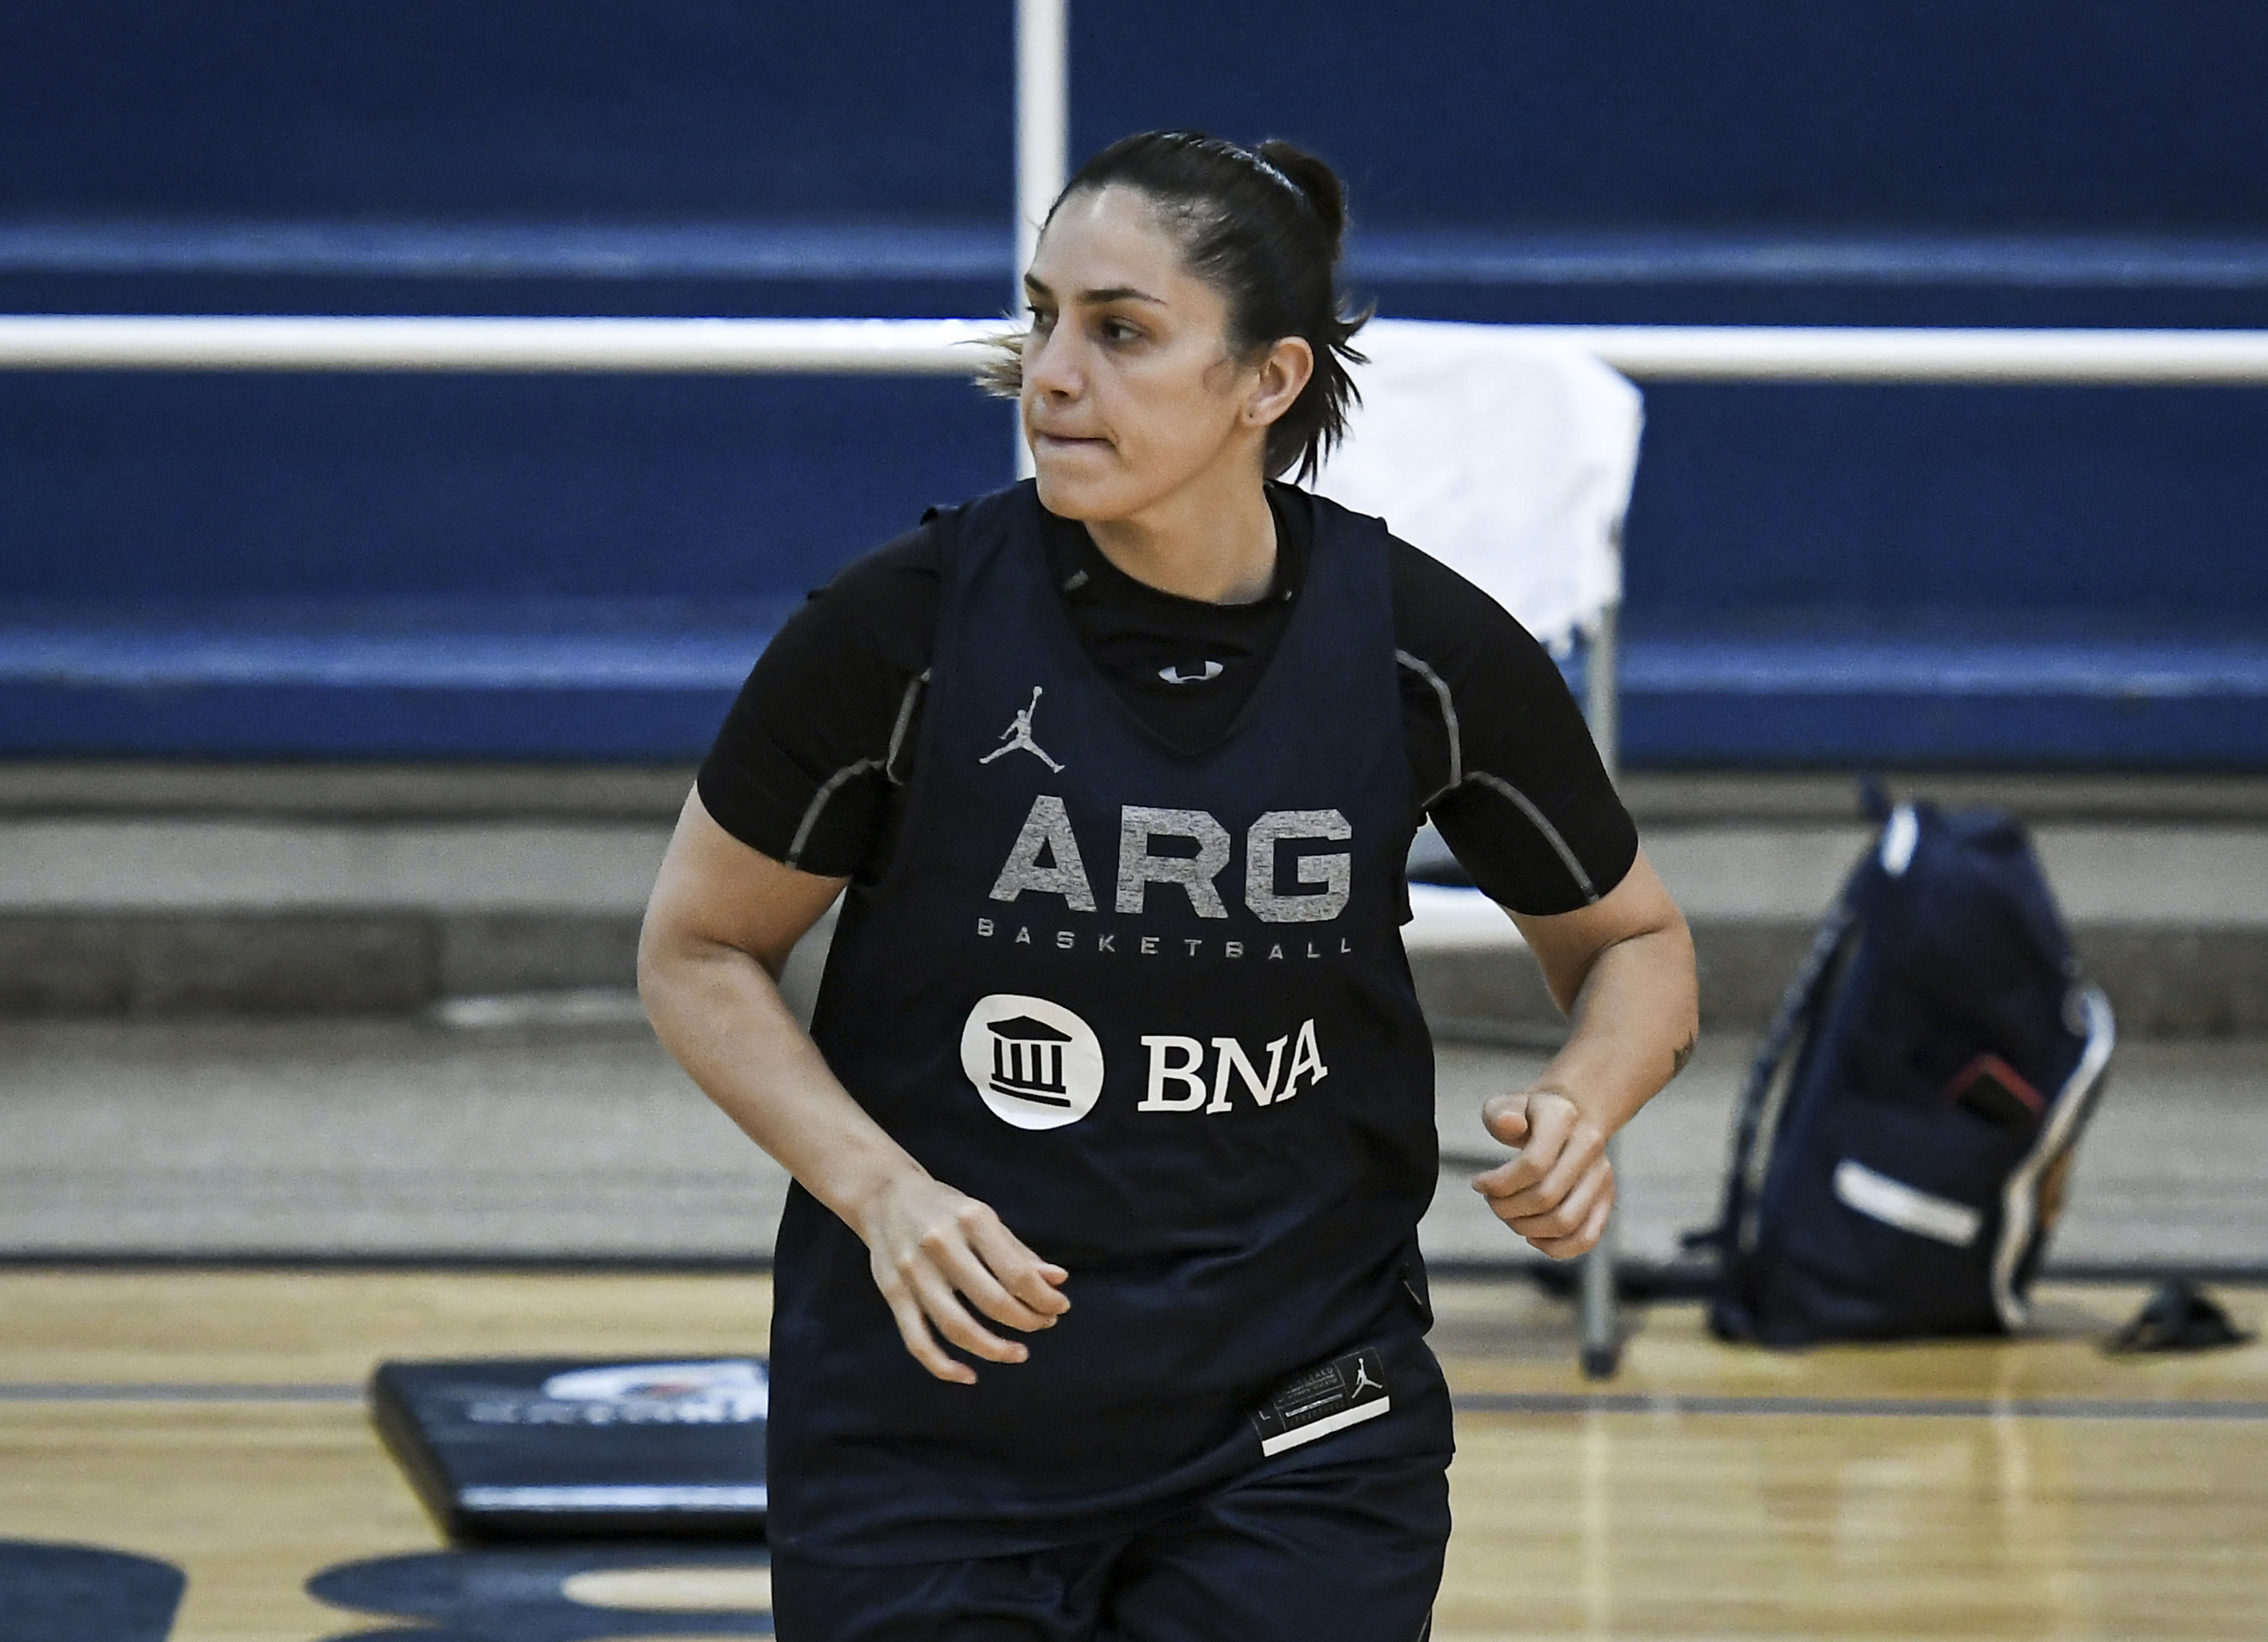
[{"xmin": 1019, "ymin": 185, "xmax": 1304, "ymax": 522}]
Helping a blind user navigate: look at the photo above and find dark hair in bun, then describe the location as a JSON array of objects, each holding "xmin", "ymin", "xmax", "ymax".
[{"xmin": 987, "ymin": 129, "xmax": 1370, "ymax": 483}]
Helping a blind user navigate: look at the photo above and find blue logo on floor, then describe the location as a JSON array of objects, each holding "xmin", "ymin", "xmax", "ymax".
[
  {"xmin": 309, "ymin": 1546, "xmax": 774, "ymax": 1641},
  {"xmin": 0, "ymin": 1540, "xmax": 186, "ymax": 1642}
]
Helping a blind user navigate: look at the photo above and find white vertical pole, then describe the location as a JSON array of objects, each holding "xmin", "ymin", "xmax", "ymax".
[
  {"xmin": 1013, "ymin": 0, "xmax": 1069, "ymax": 480},
  {"xmin": 1579, "ymin": 600, "xmax": 1625, "ymax": 1380}
]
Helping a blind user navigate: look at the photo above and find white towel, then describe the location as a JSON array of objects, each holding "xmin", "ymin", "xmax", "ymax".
[{"xmin": 1312, "ymin": 319, "xmax": 1642, "ymax": 652}]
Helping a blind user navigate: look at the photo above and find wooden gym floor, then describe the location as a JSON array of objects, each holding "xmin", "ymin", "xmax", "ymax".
[{"xmin": 2, "ymin": 1269, "xmax": 2263, "ymax": 1641}]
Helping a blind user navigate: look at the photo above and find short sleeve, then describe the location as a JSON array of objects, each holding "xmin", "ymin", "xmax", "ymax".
[
  {"xmin": 1391, "ymin": 539, "xmax": 1637, "ymax": 916},
  {"xmin": 695, "ymin": 524, "xmax": 941, "ymax": 877}
]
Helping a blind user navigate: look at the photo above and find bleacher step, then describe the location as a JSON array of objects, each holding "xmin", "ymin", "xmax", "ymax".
[
  {"xmin": 4, "ymin": 771, "xmax": 2260, "ymax": 1034},
  {"xmin": 7, "ymin": 604, "xmax": 2262, "ymax": 766}
]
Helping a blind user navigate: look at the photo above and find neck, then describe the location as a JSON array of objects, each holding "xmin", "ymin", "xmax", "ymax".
[{"xmin": 1081, "ymin": 461, "xmax": 1279, "ymax": 605}]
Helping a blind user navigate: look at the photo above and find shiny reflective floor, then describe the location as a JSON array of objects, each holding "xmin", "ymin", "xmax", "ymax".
[{"xmin": 1, "ymin": 1270, "xmax": 2262, "ymax": 1641}]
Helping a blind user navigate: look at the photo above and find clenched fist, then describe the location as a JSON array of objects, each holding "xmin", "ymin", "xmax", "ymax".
[{"xmin": 1470, "ymin": 1087, "xmax": 1615, "ymax": 1260}]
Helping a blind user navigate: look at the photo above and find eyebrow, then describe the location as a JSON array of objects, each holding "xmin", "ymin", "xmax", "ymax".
[{"xmin": 1023, "ymin": 275, "xmax": 1165, "ymax": 306}]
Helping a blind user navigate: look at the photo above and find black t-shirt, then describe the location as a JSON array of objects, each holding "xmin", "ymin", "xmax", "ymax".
[{"xmin": 698, "ymin": 483, "xmax": 1636, "ymax": 916}]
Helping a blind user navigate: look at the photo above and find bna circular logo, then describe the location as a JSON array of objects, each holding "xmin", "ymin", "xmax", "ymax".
[{"xmin": 958, "ymin": 994, "xmax": 1104, "ymax": 1129}]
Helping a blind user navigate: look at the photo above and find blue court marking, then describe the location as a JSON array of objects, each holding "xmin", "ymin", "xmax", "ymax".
[
  {"xmin": 311, "ymin": 1547, "xmax": 773, "ymax": 1641},
  {"xmin": 1455, "ymin": 1392, "xmax": 2268, "ymax": 1422},
  {"xmin": 0, "ymin": 1382, "xmax": 362, "ymax": 1403},
  {"xmin": 0, "ymin": 1541, "xmax": 186, "ymax": 1642}
]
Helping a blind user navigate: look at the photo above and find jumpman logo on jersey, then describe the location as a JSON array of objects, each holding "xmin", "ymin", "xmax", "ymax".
[
  {"xmin": 979, "ymin": 686, "xmax": 1065, "ymax": 772},
  {"xmin": 1350, "ymin": 1357, "xmax": 1383, "ymax": 1397}
]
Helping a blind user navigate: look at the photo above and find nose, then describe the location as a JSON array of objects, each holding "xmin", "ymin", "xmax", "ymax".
[{"xmin": 1021, "ymin": 315, "xmax": 1083, "ymax": 401}]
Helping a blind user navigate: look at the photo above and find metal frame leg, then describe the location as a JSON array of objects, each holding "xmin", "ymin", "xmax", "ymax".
[
  {"xmin": 1579, "ymin": 1134, "xmax": 1624, "ymax": 1378},
  {"xmin": 1578, "ymin": 602, "xmax": 1624, "ymax": 1378}
]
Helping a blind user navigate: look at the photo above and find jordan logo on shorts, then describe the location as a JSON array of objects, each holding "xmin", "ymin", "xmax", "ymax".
[
  {"xmin": 980, "ymin": 685, "xmax": 1065, "ymax": 772},
  {"xmin": 1250, "ymin": 1348, "xmax": 1392, "ymax": 1456}
]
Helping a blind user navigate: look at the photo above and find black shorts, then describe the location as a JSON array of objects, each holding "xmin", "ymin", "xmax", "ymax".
[{"xmin": 770, "ymin": 1446, "xmax": 1450, "ymax": 1642}]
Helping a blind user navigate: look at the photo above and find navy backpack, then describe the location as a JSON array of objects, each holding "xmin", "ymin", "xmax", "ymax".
[{"xmin": 1707, "ymin": 798, "xmax": 2116, "ymax": 1346}]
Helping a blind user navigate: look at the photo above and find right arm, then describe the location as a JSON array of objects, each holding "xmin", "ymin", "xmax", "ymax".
[
  {"xmin": 639, "ymin": 792, "xmax": 1069, "ymax": 1383},
  {"xmin": 642, "ymin": 516, "xmax": 1073, "ymax": 1386}
]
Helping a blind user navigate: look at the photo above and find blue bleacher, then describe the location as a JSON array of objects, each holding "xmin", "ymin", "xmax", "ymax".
[{"xmin": 3, "ymin": 1, "xmax": 2264, "ymax": 767}]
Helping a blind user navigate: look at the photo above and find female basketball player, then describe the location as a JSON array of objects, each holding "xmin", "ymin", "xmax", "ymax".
[{"xmin": 641, "ymin": 131, "xmax": 1698, "ymax": 1640}]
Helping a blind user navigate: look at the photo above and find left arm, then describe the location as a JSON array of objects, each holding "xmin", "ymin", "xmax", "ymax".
[{"xmin": 1470, "ymin": 848, "xmax": 1699, "ymax": 1258}]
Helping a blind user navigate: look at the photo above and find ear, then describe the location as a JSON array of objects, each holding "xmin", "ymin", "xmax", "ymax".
[{"xmin": 1242, "ymin": 336, "xmax": 1315, "ymax": 430}]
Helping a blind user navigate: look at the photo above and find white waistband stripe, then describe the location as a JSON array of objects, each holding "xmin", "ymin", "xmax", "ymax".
[{"xmin": 1258, "ymin": 1396, "xmax": 1391, "ymax": 1457}]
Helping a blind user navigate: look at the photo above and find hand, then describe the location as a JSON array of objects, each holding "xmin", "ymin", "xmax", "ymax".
[
  {"xmin": 853, "ymin": 1172, "xmax": 1070, "ymax": 1384},
  {"xmin": 1471, "ymin": 1087, "xmax": 1614, "ymax": 1260}
]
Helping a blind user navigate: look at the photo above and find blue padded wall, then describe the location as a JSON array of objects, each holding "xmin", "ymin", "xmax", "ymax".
[
  {"xmin": 1, "ymin": 1, "xmax": 2263, "ymax": 763},
  {"xmin": 0, "ymin": 373, "xmax": 1002, "ymax": 601},
  {"xmin": 12, "ymin": 1, "xmax": 2261, "ymax": 229},
  {"xmin": 1074, "ymin": 1, "xmax": 2268, "ymax": 233},
  {"xmin": 0, "ymin": 1, "xmax": 1013, "ymax": 220}
]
